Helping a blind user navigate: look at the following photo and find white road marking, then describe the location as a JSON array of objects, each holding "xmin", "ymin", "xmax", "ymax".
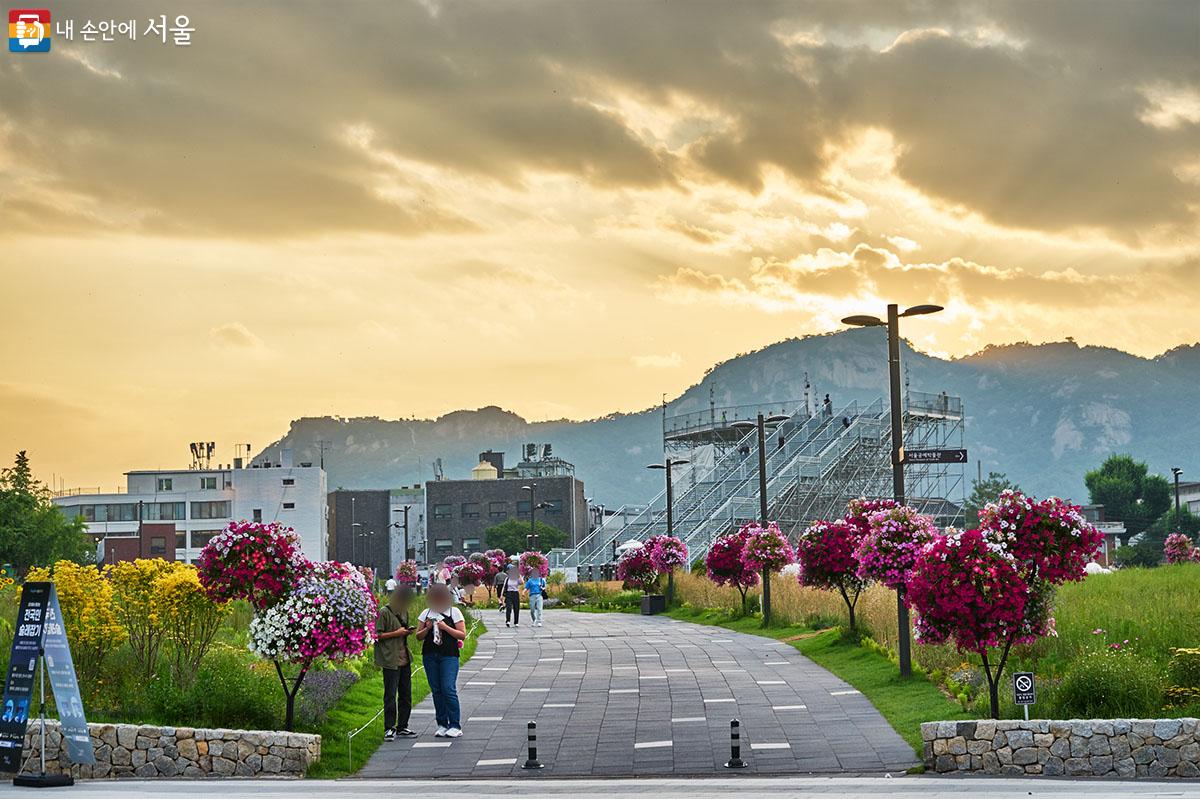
[
  {"xmin": 470, "ymin": 716, "xmax": 503, "ymax": 721},
  {"xmin": 559, "ymin": 671, "xmax": 585, "ymax": 675},
  {"xmin": 639, "ymin": 675, "xmax": 667, "ymax": 680},
  {"xmin": 563, "ymin": 649, "xmax": 587, "ymax": 653},
  {"xmin": 703, "ymin": 698, "xmax": 735, "ymax": 703},
  {"xmin": 757, "ymin": 680, "xmax": 786, "ymax": 685},
  {"xmin": 671, "ymin": 717, "xmax": 706, "ymax": 723},
  {"xmin": 710, "ymin": 638, "xmax": 733, "ymax": 643},
  {"xmin": 538, "ymin": 657, "xmax": 563, "ymax": 662},
  {"xmin": 520, "ymin": 687, "xmax": 550, "ymax": 692},
  {"xmin": 467, "ymin": 681, "xmax": 496, "ymax": 687},
  {"xmin": 751, "ymin": 742, "xmax": 791, "ymax": 750},
  {"xmin": 412, "ymin": 742, "xmax": 452, "ymax": 749},
  {"xmin": 476, "ymin": 757, "xmax": 517, "ymax": 766},
  {"xmin": 772, "ymin": 705, "xmax": 807, "ymax": 711},
  {"xmin": 411, "ymin": 708, "xmax": 434, "ymax": 714},
  {"xmin": 634, "ymin": 740, "xmax": 673, "ymax": 749},
  {"xmin": 635, "ymin": 653, "xmax": 659, "ymax": 659},
  {"xmin": 612, "ymin": 665, "xmax": 638, "ymax": 670},
  {"xmin": 831, "ymin": 689, "xmax": 861, "ymax": 696},
  {"xmin": 720, "ymin": 668, "xmax": 746, "ymax": 673},
  {"xmin": 543, "ymin": 703, "xmax": 575, "ymax": 708},
  {"xmin": 609, "ymin": 688, "xmax": 639, "ymax": 694},
  {"xmin": 481, "ymin": 667, "xmax": 507, "ymax": 671}
]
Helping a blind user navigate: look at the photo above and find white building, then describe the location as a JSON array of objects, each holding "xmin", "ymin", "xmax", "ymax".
[{"xmin": 53, "ymin": 455, "xmax": 328, "ymax": 563}]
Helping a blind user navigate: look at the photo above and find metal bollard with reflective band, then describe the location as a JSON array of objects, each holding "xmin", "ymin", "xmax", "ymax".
[
  {"xmin": 724, "ymin": 718, "xmax": 748, "ymax": 769},
  {"xmin": 522, "ymin": 720, "xmax": 545, "ymax": 769}
]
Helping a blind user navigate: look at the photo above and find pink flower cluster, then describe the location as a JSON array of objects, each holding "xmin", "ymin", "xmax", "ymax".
[
  {"xmin": 518, "ymin": 550, "xmax": 549, "ymax": 578},
  {"xmin": 196, "ymin": 520, "xmax": 310, "ymax": 609},
  {"xmin": 394, "ymin": 560, "xmax": 419, "ymax": 584},
  {"xmin": 977, "ymin": 490, "xmax": 1104, "ymax": 582},
  {"xmin": 705, "ymin": 528, "xmax": 760, "ymax": 591},
  {"xmin": 907, "ymin": 528, "xmax": 1039, "ymax": 651},
  {"xmin": 249, "ymin": 561, "xmax": 377, "ymax": 663},
  {"xmin": 1164, "ymin": 532, "xmax": 1200, "ymax": 564},
  {"xmin": 453, "ymin": 559, "xmax": 487, "ymax": 587},
  {"xmin": 739, "ymin": 522, "xmax": 794, "ymax": 574},
  {"xmin": 853, "ymin": 505, "xmax": 937, "ymax": 589},
  {"xmin": 616, "ymin": 545, "xmax": 659, "ymax": 593},
  {"xmin": 795, "ymin": 519, "xmax": 866, "ymax": 592},
  {"xmin": 646, "ymin": 535, "xmax": 688, "ymax": 573},
  {"xmin": 844, "ymin": 497, "xmax": 899, "ymax": 534},
  {"xmin": 442, "ymin": 554, "xmax": 467, "ymax": 572},
  {"xmin": 484, "ymin": 548, "xmax": 509, "ymax": 573}
]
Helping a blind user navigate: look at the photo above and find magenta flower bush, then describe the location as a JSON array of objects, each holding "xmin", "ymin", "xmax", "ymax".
[
  {"xmin": 739, "ymin": 522, "xmax": 794, "ymax": 573},
  {"xmin": 977, "ymin": 490, "xmax": 1104, "ymax": 582},
  {"xmin": 518, "ymin": 550, "xmax": 549, "ymax": 578},
  {"xmin": 196, "ymin": 520, "xmax": 310, "ymax": 610},
  {"xmin": 453, "ymin": 559, "xmax": 487, "ymax": 588},
  {"xmin": 1164, "ymin": 532, "xmax": 1197, "ymax": 564},
  {"xmin": 616, "ymin": 545, "xmax": 659, "ymax": 593},
  {"xmin": 394, "ymin": 560, "xmax": 418, "ymax": 584},
  {"xmin": 646, "ymin": 535, "xmax": 688, "ymax": 572},
  {"xmin": 853, "ymin": 504, "xmax": 937, "ymax": 589},
  {"xmin": 795, "ymin": 519, "xmax": 868, "ymax": 631},
  {"xmin": 705, "ymin": 528, "xmax": 759, "ymax": 611},
  {"xmin": 484, "ymin": 548, "xmax": 509, "ymax": 572},
  {"xmin": 844, "ymin": 497, "xmax": 899, "ymax": 534},
  {"xmin": 442, "ymin": 554, "xmax": 467, "ymax": 572}
]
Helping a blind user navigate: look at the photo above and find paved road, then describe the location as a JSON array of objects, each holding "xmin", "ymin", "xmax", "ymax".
[
  {"xmin": 359, "ymin": 609, "xmax": 915, "ymax": 778},
  {"xmin": 7, "ymin": 777, "xmax": 1198, "ymax": 797}
]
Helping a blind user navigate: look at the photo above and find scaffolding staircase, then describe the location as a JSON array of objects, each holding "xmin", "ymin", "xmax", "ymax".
[{"xmin": 552, "ymin": 390, "xmax": 964, "ymax": 570}]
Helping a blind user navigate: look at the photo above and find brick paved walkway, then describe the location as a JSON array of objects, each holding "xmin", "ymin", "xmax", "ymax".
[{"xmin": 358, "ymin": 610, "xmax": 916, "ymax": 778}]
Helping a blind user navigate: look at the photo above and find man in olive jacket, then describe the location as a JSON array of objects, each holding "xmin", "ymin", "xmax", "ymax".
[{"xmin": 376, "ymin": 582, "xmax": 416, "ymax": 740}]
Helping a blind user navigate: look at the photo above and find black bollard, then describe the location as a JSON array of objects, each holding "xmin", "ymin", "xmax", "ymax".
[
  {"xmin": 522, "ymin": 721, "xmax": 545, "ymax": 770},
  {"xmin": 724, "ymin": 718, "xmax": 748, "ymax": 769}
]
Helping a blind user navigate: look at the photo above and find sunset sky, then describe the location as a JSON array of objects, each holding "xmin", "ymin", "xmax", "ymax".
[{"xmin": 2, "ymin": 0, "xmax": 1198, "ymax": 488}]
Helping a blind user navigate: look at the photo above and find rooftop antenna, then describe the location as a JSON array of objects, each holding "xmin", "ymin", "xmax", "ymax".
[{"xmin": 316, "ymin": 440, "xmax": 332, "ymax": 470}]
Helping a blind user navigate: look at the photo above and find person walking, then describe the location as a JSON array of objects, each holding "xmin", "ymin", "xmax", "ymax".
[
  {"xmin": 524, "ymin": 570, "xmax": 547, "ymax": 627},
  {"xmin": 823, "ymin": 394, "xmax": 833, "ymax": 418},
  {"xmin": 502, "ymin": 565, "xmax": 522, "ymax": 627},
  {"xmin": 375, "ymin": 581, "xmax": 416, "ymax": 741},
  {"xmin": 492, "ymin": 567, "xmax": 507, "ymax": 613},
  {"xmin": 416, "ymin": 583, "xmax": 467, "ymax": 738}
]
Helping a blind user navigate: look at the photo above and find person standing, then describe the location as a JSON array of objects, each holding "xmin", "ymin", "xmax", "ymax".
[
  {"xmin": 492, "ymin": 567, "xmax": 507, "ymax": 612},
  {"xmin": 524, "ymin": 571, "xmax": 547, "ymax": 627},
  {"xmin": 375, "ymin": 582, "xmax": 416, "ymax": 741},
  {"xmin": 416, "ymin": 584, "xmax": 467, "ymax": 738},
  {"xmin": 502, "ymin": 565, "xmax": 522, "ymax": 627}
]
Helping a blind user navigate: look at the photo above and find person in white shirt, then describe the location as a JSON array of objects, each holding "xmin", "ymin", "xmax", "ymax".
[
  {"xmin": 415, "ymin": 584, "xmax": 467, "ymax": 738},
  {"xmin": 502, "ymin": 566, "xmax": 522, "ymax": 627}
]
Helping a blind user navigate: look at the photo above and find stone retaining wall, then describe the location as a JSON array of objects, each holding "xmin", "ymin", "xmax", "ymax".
[
  {"xmin": 19, "ymin": 721, "xmax": 320, "ymax": 778},
  {"xmin": 921, "ymin": 718, "xmax": 1200, "ymax": 778}
]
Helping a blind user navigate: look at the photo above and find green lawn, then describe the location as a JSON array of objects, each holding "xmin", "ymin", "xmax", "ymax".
[
  {"xmin": 665, "ymin": 606, "xmax": 969, "ymax": 758},
  {"xmin": 307, "ymin": 612, "xmax": 487, "ymax": 778}
]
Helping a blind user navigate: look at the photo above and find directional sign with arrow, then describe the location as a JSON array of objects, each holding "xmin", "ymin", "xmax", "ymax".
[{"xmin": 900, "ymin": 448, "xmax": 968, "ymax": 465}]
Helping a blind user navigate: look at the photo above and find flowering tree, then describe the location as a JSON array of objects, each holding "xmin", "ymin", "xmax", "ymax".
[
  {"xmin": 394, "ymin": 560, "xmax": 419, "ymax": 585},
  {"xmin": 248, "ymin": 561, "xmax": 376, "ymax": 730},
  {"xmin": 441, "ymin": 554, "xmax": 467, "ymax": 574},
  {"xmin": 795, "ymin": 519, "xmax": 868, "ymax": 632},
  {"xmin": 646, "ymin": 535, "xmax": 688, "ymax": 604},
  {"xmin": 616, "ymin": 545, "xmax": 659, "ymax": 594},
  {"xmin": 1164, "ymin": 532, "xmax": 1195, "ymax": 564},
  {"xmin": 196, "ymin": 521, "xmax": 310, "ymax": 609},
  {"xmin": 844, "ymin": 497, "xmax": 899, "ymax": 534},
  {"xmin": 518, "ymin": 550, "xmax": 549, "ymax": 579},
  {"xmin": 909, "ymin": 491, "xmax": 1102, "ymax": 718},
  {"xmin": 705, "ymin": 529, "xmax": 759, "ymax": 613},
  {"xmin": 740, "ymin": 522, "xmax": 794, "ymax": 626},
  {"xmin": 854, "ymin": 504, "xmax": 937, "ymax": 589},
  {"xmin": 469, "ymin": 552, "xmax": 499, "ymax": 599},
  {"xmin": 453, "ymin": 559, "xmax": 487, "ymax": 592}
]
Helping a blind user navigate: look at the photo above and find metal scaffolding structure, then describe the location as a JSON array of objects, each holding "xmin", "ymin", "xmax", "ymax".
[{"xmin": 552, "ymin": 388, "xmax": 966, "ymax": 569}]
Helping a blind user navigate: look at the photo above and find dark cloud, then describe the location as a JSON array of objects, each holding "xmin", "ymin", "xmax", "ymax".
[{"xmin": 0, "ymin": 0, "xmax": 1195, "ymax": 239}]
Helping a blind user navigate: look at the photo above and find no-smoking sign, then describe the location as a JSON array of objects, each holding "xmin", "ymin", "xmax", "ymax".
[{"xmin": 1012, "ymin": 671, "xmax": 1036, "ymax": 705}]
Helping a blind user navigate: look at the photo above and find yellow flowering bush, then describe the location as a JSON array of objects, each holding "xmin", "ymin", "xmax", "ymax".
[
  {"xmin": 25, "ymin": 561, "xmax": 125, "ymax": 683},
  {"xmin": 106, "ymin": 559, "xmax": 180, "ymax": 678},
  {"xmin": 154, "ymin": 565, "xmax": 227, "ymax": 686}
]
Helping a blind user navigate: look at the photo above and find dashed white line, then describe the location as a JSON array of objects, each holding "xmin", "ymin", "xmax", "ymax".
[
  {"xmin": 476, "ymin": 757, "xmax": 517, "ymax": 766},
  {"xmin": 634, "ymin": 653, "xmax": 659, "ymax": 659},
  {"xmin": 639, "ymin": 675, "xmax": 667, "ymax": 680},
  {"xmin": 665, "ymin": 668, "xmax": 692, "ymax": 673},
  {"xmin": 520, "ymin": 688, "xmax": 550, "ymax": 692},
  {"xmin": 609, "ymin": 688, "xmax": 639, "ymax": 694},
  {"xmin": 543, "ymin": 703, "xmax": 575, "ymax": 708},
  {"xmin": 772, "ymin": 705, "xmax": 807, "ymax": 711},
  {"xmin": 481, "ymin": 667, "xmax": 507, "ymax": 671},
  {"xmin": 559, "ymin": 671, "xmax": 585, "ymax": 675},
  {"xmin": 751, "ymin": 742, "xmax": 791, "ymax": 750},
  {"xmin": 645, "ymin": 639, "xmax": 668, "ymax": 644},
  {"xmin": 612, "ymin": 665, "xmax": 638, "ymax": 670},
  {"xmin": 467, "ymin": 681, "xmax": 496, "ymax": 687},
  {"xmin": 831, "ymin": 689, "xmax": 861, "ymax": 696},
  {"xmin": 634, "ymin": 740, "xmax": 673, "ymax": 749},
  {"xmin": 703, "ymin": 698, "xmax": 735, "ymax": 704},
  {"xmin": 470, "ymin": 716, "xmax": 503, "ymax": 721},
  {"xmin": 411, "ymin": 708, "xmax": 434, "ymax": 714},
  {"xmin": 671, "ymin": 717, "xmax": 706, "ymax": 723},
  {"xmin": 757, "ymin": 680, "xmax": 786, "ymax": 685},
  {"xmin": 563, "ymin": 649, "xmax": 587, "ymax": 653},
  {"xmin": 538, "ymin": 657, "xmax": 563, "ymax": 662},
  {"xmin": 412, "ymin": 742, "xmax": 452, "ymax": 749}
]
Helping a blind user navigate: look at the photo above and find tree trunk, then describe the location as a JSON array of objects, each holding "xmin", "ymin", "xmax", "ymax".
[
  {"xmin": 275, "ymin": 661, "xmax": 310, "ymax": 732},
  {"xmin": 667, "ymin": 571, "xmax": 675, "ymax": 606},
  {"xmin": 761, "ymin": 569, "xmax": 772, "ymax": 627}
]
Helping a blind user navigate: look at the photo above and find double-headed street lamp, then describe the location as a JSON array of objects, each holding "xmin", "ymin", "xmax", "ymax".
[
  {"xmin": 390, "ymin": 505, "xmax": 412, "ymax": 562},
  {"xmin": 1172, "ymin": 467, "xmax": 1183, "ymax": 515},
  {"xmin": 842, "ymin": 302, "xmax": 943, "ymax": 678},
  {"xmin": 350, "ymin": 522, "xmax": 363, "ymax": 564},
  {"xmin": 521, "ymin": 484, "xmax": 552, "ymax": 552},
  {"xmin": 732, "ymin": 413, "xmax": 789, "ymax": 626},
  {"xmin": 648, "ymin": 457, "xmax": 689, "ymax": 604}
]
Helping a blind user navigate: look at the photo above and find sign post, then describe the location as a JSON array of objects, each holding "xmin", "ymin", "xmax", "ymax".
[
  {"xmin": 0, "ymin": 581, "xmax": 93, "ymax": 786},
  {"xmin": 1012, "ymin": 671, "xmax": 1036, "ymax": 721}
]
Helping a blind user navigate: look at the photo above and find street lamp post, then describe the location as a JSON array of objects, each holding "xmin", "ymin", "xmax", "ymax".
[
  {"xmin": 350, "ymin": 522, "xmax": 363, "ymax": 565},
  {"xmin": 390, "ymin": 505, "xmax": 412, "ymax": 563},
  {"xmin": 733, "ymin": 413, "xmax": 789, "ymax": 626},
  {"xmin": 842, "ymin": 302, "xmax": 943, "ymax": 678},
  {"xmin": 647, "ymin": 457, "xmax": 689, "ymax": 604},
  {"xmin": 1173, "ymin": 467, "xmax": 1183, "ymax": 514},
  {"xmin": 521, "ymin": 485, "xmax": 550, "ymax": 552}
]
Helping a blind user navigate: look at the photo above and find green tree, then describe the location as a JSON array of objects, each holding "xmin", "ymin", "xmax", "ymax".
[
  {"xmin": 1113, "ymin": 538, "xmax": 1163, "ymax": 569},
  {"xmin": 1084, "ymin": 455, "xmax": 1171, "ymax": 543},
  {"xmin": 0, "ymin": 451, "xmax": 93, "ymax": 571},
  {"xmin": 1148, "ymin": 507, "xmax": 1200, "ymax": 543},
  {"xmin": 963, "ymin": 471, "xmax": 1019, "ymax": 526},
  {"xmin": 484, "ymin": 519, "xmax": 567, "ymax": 554}
]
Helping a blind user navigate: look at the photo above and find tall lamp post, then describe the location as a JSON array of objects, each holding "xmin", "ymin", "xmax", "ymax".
[
  {"xmin": 350, "ymin": 522, "xmax": 363, "ymax": 565},
  {"xmin": 647, "ymin": 457, "xmax": 689, "ymax": 604},
  {"xmin": 390, "ymin": 505, "xmax": 412, "ymax": 563},
  {"xmin": 1172, "ymin": 468, "xmax": 1183, "ymax": 531},
  {"xmin": 521, "ymin": 485, "xmax": 551, "ymax": 551},
  {"xmin": 842, "ymin": 302, "xmax": 943, "ymax": 677},
  {"xmin": 732, "ymin": 413, "xmax": 789, "ymax": 626}
]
